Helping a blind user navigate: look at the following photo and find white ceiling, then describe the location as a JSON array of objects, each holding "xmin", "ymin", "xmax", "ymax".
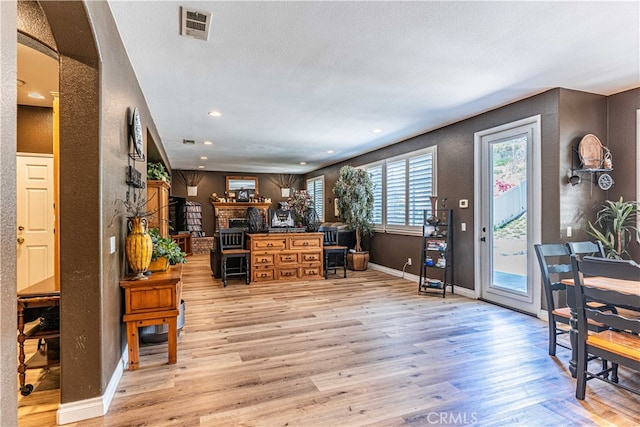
[{"xmin": 108, "ymin": 1, "xmax": 639, "ymax": 174}]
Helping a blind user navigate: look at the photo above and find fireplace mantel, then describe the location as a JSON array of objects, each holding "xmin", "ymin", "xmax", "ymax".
[{"xmin": 211, "ymin": 201, "xmax": 272, "ymax": 231}]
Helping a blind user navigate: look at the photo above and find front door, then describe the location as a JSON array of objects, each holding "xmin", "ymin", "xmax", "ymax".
[
  {"xmin": 16, "ymin": 154, "xmax": 55, "ymax": 291},
  {"xmin": 475, "ymin": 116, "xmax": 541, "ymax": 315}
]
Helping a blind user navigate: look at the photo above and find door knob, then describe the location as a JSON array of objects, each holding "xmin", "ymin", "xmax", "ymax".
[
  {"xmin": 18, "ymin": 225, "xmax": 24, "ymax": 231},
  {"xmin": 17, "ymin": 237, "xmax": 25, "ymax": 244}
]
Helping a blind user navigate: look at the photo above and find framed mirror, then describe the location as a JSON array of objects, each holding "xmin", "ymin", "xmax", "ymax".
[{"xmin": 226, "ymin": 176, "xmax": 258, "ymax": 196}]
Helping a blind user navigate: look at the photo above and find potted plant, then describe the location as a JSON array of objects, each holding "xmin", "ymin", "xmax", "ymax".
[
  {"xmin": 147, "ymin": 162, "xmax": 171, "ymax": 183},
  {"xmin": 148, "ymin": 227, "xmax": 187, "ymax": 272},
  {"xmin": 333, "ymin": 165, "xmax": 374, "ymax": 270},
  {"xmin": 588, "ymin": 196, "xmax": 639, "ymax": 259},
  {"xmin": 287, "ymin": 190, "xmax": 313, "ymax": 228}
]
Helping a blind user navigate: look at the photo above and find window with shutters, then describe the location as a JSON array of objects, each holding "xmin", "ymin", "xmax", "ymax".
[
  {"xmin": 361, "ymin": 146, "xmax": 437, "ymax": 235},
  {"xmin": 306, "ymin": 176, "xmax": 324, "ymax": 222}
]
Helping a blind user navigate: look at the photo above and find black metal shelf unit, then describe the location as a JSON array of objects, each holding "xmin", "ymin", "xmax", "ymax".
[{"xmin": 419, "ymin": 208, "xmax": 454, "ymax": 298}]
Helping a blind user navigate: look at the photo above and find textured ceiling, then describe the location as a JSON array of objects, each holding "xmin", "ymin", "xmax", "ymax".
[{"xmin": 108, "ymin": 1, "xmax": 640, "ymax": 173}]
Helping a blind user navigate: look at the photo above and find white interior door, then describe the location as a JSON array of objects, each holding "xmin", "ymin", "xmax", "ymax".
[
  {"xmin": 17, "ymin": 154, "xmax": 55, "ymax": 291},
  {"xmin": 474, "ymin": 116, "xmax": 541, "ymax": 315}
]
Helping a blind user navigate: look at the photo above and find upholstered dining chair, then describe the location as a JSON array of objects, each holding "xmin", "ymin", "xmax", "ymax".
[
  {"xmin": 219, "ymin": 228, "xmax": 250, "ymax": 286},
  {"xmin": 319, "ymin": 226, "xmax": 348, "ymax": 279}
]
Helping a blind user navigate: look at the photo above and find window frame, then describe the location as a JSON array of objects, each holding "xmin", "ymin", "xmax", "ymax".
[
  {"xmin": 361, "ymin": 146, "xmax": 437, "ymax": 236},
  {"xmin": 306, "ymin": 175, "xmax": 325, "ymax": 223}
]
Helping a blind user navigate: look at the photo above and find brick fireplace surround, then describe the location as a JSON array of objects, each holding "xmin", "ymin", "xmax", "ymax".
[{"xmin": 211, "ymin": 202, "xmax": 272, "ymax": 231}]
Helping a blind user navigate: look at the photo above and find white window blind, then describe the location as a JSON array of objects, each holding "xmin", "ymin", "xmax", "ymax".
[
  {"xmin": 362, "ymin": 146, "xmax": 437, "ymax": 235},
  {"xmin": 306, "ymin": 176, "xmax": 324, "ymax": 222}
]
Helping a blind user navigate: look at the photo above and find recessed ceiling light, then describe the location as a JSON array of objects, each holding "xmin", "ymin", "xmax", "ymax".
[
  {"xmin": 372, "ymin": 128, "xmax": 383, "ymax": 134},
  {"xmin": 28, "ymin": 93, "xmax": 45, "ymax": 99},
  {"xmin": 203, "ymin": 141, "xmax": 213, "ymax": 145},
  {"xmin": 17, "ymin": 79, "xmax": 25, "ymax": 86},
  {"xmin": 200, "ymin": 156, "xmax": 208, "ymax": 160},
  {"xmin": 327, "ymin": 150, "xmax": 334, "ymax": 154},
  {"xmin": 198, "ymin": 165, "xmax": 205, "ymax": 169},
  {"xmin": 299, "ymin": 162, "xmax": 307, "ymax": 165},
  {"xmin": 208, "ymin": 111, "xmax": 221, "ymax": 117}
]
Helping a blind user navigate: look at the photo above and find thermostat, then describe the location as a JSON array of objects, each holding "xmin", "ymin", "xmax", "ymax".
[{"xmin": 459, "ymin": 199, "xmax": 469, "ymax": 208}]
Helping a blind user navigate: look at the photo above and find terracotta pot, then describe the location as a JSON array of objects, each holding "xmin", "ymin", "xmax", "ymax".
[
  {"xmin": 125, "ymin": 217, "xmax": 153, "ymax": 280},
  {"xmin": 347, "ymin": 251, "xmax": 369, "ymax": 271}
]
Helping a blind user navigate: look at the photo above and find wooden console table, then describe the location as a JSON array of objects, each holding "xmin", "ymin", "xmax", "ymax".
[
  {"xmin": 172, "ymin": 233, "xmax": 193, "ymax": 256},
  {"xmin": 120, "ymin": 264, "xmax": 183, "ymax": 370},
  {"xmin": 17, "ymin": 276, "xmax": 60, "ymax": 396}
]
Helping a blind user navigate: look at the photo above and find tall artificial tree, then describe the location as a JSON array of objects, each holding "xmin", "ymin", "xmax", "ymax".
[{"xmin": 333, "ymin": 165, "xmax": 374, "ymax": 252}]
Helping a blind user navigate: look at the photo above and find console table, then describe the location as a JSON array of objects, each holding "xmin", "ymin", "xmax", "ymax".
[
  {"xmin": 120, "ymin": 264, "xmax": 183, "ymax": 370},
  {"xmin": 248, "ymin": 233, "xmax": 324, "ymax": 283},
  {"xmin": 17, "ymin": 276, "xmax": 60, "ymax": 396}
]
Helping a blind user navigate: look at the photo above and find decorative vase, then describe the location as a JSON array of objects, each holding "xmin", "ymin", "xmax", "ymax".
[{"xmin": 125, "ymin": 217, "xmax": 153, "ymax": 280}]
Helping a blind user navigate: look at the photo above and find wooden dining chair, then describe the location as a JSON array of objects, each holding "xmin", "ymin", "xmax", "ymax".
[
  {"xmin": 534, "ymin": 244, "xmax": 612, "ymax": 357},
  {"xmin": 571, "ymin": 254, "xmax": 640, "ymax": 399},
  {"xmin": 566, "ymin": 241, "xmax": 605, "ymax": 258},
  {"xmin": 319, "ymin": 226, "xmax": 347, "ymax": 279},
  {"xmin": 219, "ymin": 228, "xmax": 250, "ymax": 286}
]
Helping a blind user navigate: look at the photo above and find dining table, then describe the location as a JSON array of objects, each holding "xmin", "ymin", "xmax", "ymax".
[{"xmin": 560, "ymin": 275, "xmax": 640, "ymax": 378}]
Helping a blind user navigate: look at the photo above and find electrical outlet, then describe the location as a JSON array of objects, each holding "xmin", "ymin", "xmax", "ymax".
[{"xmin": 407, "ymin": 257, "xmax": 412, "ymax": 266}]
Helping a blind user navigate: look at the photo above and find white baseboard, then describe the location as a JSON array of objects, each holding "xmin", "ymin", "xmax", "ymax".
[
  {"xmin": 368, "ymin": 263, "xmax": 476, "ymax": 299},
  {"xmin": 56, "ymin": 346, "xmax": 126, "ymax": 425}
]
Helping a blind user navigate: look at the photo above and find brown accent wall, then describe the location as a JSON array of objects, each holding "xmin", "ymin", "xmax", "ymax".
[
  {"xmin": 170, "ymin": 171, "xmax": 304, "ymax": 237},
  {"xmin": 607, "ymin": 87, "xmax": 640, "ymax": 260},
  {"xmin": 17, "ymin": 105, "xmax": 53, "ymax": 153}
]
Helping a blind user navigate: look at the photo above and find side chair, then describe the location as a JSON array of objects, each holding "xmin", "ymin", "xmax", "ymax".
[
  {"xmin": 219, "ymin": 228, "xmax": 250, "ymax": 287},
  {"xmin": 571, "ymin": 254, "xmax": 640, "ymax": 399},
  {"xmin": 319, "ymin": 226, "xmax": 347, "ymax": 279}
]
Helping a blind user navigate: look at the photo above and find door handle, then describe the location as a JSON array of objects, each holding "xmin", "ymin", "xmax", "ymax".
[
  {"xmin": 18, "ymin": 225, "xmax": 25, "ymax": 231},
  {"xmin": 480, "ymin": 237, "xmax": 486, "ymax": 242},
  {"xmin": 17, "ymin": 237, "xmax": 25, "ymax": 244}
]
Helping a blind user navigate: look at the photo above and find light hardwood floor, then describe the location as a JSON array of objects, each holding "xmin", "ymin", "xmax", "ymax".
[{"xmin": 19, "ymin": 254, "xmax": 640, "ymax": 426}]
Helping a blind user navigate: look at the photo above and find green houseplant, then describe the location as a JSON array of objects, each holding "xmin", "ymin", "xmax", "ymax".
[
  {"xmin": 147, "ymin": 162, "xmax": 171, "ymax": 183},
  {"xmin": 333, "ymin": 165, "xmax": 374, "ymax": 270},
  {"xmin": 587, "ymin": 197, "xmax": 639, "ymax": 259},
  {"xmin": 148, "ymin": 227, "xmax": 187, "ymax": 271}
]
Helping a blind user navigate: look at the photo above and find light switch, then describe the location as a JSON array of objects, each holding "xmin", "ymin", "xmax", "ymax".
[
  {"xmin": 110, "ymin": 236, "xmax": 116, "ymax": 254},
  {"xmin": 461, "ymin": 223, "xmax": 466, "ymax": 232},
  {"xmin": 567, "ymin": 226, "xmax": 572, "ymax": 237}
]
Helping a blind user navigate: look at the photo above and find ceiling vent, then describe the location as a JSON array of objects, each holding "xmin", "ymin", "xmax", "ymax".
[
  {"xmin": 180, "ymin": 6, "xmax": 211, "ymax": 41},
  {"xmin": 183, "ymin": 139, "xmax": 196, "ymax": 145}
]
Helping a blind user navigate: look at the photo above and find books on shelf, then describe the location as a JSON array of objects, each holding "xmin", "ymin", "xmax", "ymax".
[{"xmin": 183, "ymin": 202, "xmax": 204, "ymax": 237}]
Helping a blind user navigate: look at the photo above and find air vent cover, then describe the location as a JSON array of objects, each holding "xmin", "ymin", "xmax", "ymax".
[
  {"xmin": 183, "ymin": 139, "xmax": 196, "ymax": 145},
  {"xmin": 180, "ymin": 6, "xmax": 211, "ymax": 41}
]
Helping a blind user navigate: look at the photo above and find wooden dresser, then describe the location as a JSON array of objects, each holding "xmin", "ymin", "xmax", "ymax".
[{"xmin": 248, "ymin": 233, "xmax": 324, "ymax": 283}]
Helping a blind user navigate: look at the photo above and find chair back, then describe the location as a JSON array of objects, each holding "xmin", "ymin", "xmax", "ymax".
[
  {"xmin": 571, "ymin": 254, "xmax": 640, "ymax": 336},
  {"xmin": 219, "ymin": 228, "xmax": 246, "ymax": 250},
  {"xmin": 566, "ymin": 241, "xmax": 605, "ymax": 258},
  {"xmin": 534, "ymin": 243, "xmax": 573, "ymax": 312},
  {"xmin": 319, "ymin": 226, "xmax": 339, "ymax": 246}
]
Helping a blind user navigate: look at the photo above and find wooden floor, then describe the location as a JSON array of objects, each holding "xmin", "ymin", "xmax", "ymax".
[{"xmin": 19, "ymin": 254, "xmax": 640, "ymax": 426}]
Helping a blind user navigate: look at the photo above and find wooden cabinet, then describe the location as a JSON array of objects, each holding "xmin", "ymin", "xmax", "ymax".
[
  {"xmin": 120, "ymin": 264, "xmax": 183, "ymax": 370},
  {"xmin": 172, "ymin": 233, "xmax": 192, "ymax": 256},
  {"xmin": 147, "ymin": 180, "xmax": 170, "ymax": 237},
  {"xmin": 248, "ymin": 233, "xmax": 323, "ymax": 283}
]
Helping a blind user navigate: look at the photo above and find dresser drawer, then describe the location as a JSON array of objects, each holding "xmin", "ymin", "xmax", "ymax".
[
  {"xmin": 277, "ymin": 252, "xmax": 299, "ymax": 265},
  {"xmin": 277, "ymin": 268, "xmax": 299, "ymax": 280},
  {"xmin": 290, "ymin": 235, "xmax": 322, "ymax": 249},
  {"xmin": 301, "ymin": 266, "xmax": 323, "ymax": 279},
  {"xmin": 252, "ymin": 268, "xmax": 275, "ymax": 282},
  {"xmin": 300, "ymin": 251, "xmax": 322, "ymax": 263},
  {"xmin": 251, "ymin": 237, "xmax": 286, "ymax": 251},
  {"xmin": 253, "ymin": 253, "xmax": 275, "ymax": 266}
]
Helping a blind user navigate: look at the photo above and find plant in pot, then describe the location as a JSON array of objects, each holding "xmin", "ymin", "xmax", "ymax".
[
  {"xmin": 333, "ymin": 165, "xmax": 374, "ymax": 270},
  {"xmin": 148, "ymin": 227, "xmax": 187, "ymax": 272},
  {"xmin": 147, "ymin": 162, "xmax": 171, "ymax": 183},
  {"xmin": 287, "ymin": 189, "xmax": 313, "ymax": 228},
  {"xmin": 587, "ymin": 196, "xmax": 639, "ymax": 259}
]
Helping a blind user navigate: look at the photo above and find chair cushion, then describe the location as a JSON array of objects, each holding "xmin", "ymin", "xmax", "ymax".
[{"xmin": 221, "ymin": 249, "xmax": 250, "ymax": 255}]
